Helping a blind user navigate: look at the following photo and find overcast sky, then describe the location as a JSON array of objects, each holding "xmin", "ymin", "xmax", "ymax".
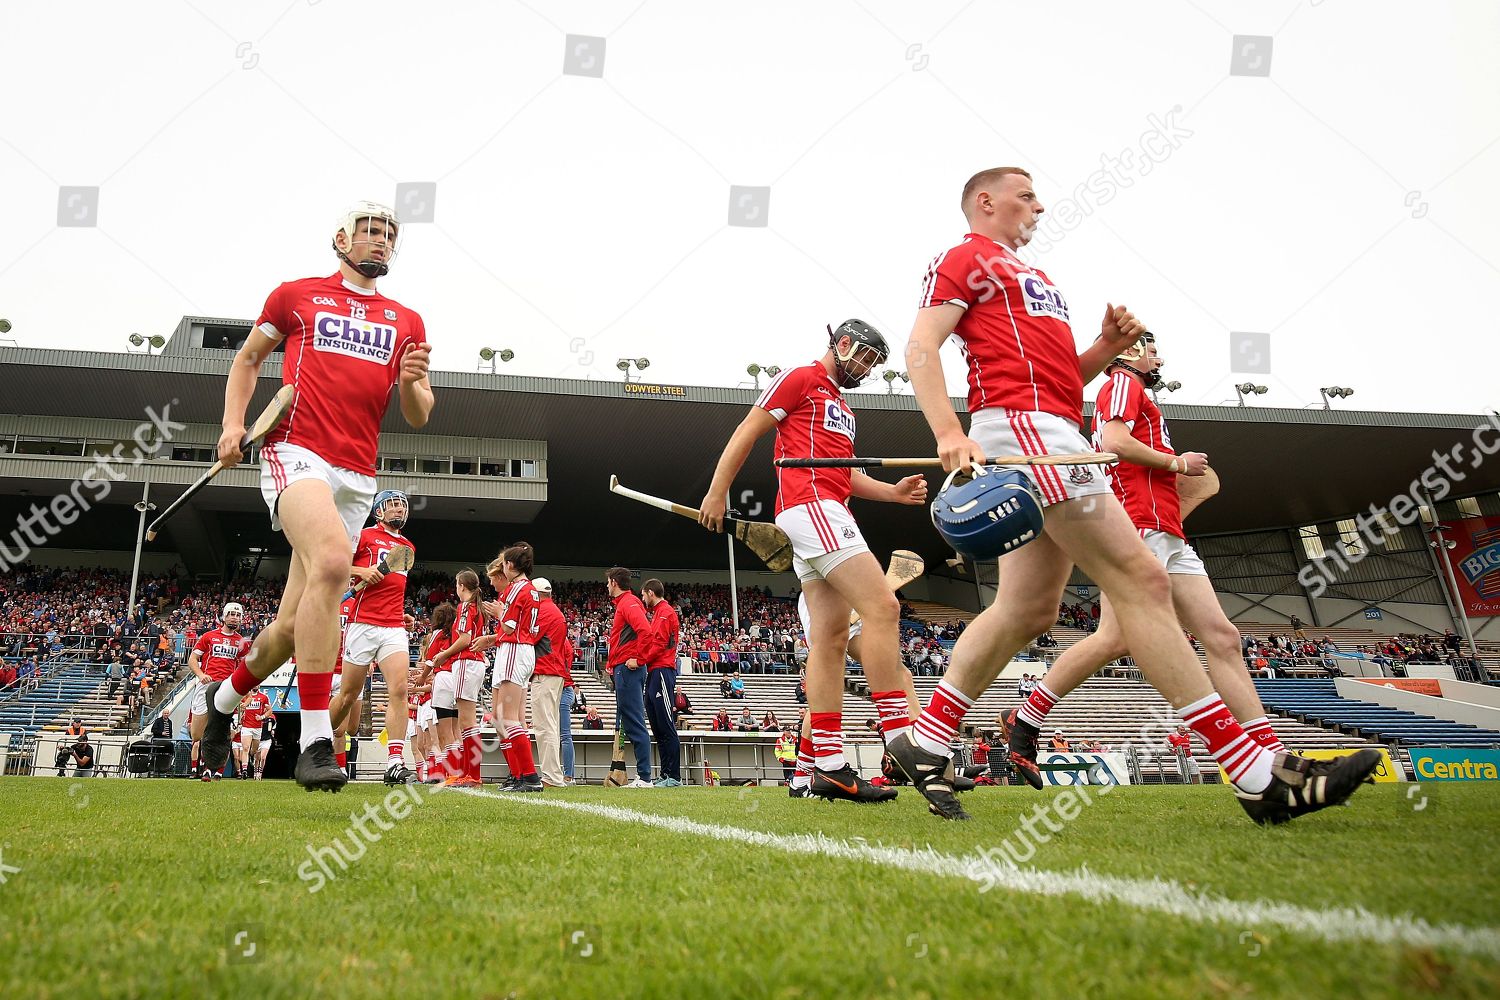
[{"xmin": 2, "ymin": 0, "xmax": 1496, "ymax": 416}]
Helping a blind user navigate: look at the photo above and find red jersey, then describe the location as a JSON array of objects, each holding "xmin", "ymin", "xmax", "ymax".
[
  {"xmin": 920, "ymin": 233, "xmax": 1081, "ymax": 424},
  {"xmin": 254, "ymin": 274, "xmax": 428, "ymax": 475},
  {"xmin": 1093, "ymin": 371, "xmax": 1183, "ymax": 539},
  {"xmin": 645, "ymin": 601, "xmax": 680, "ymax": 670},
  {"xmin": 454, "ymin": 602, "xmax": 487, "ymax": 661},
  {"xmin": 193, "ymin": 628, "xmax": 250, "ymax": 682},
  {"xmin": 333, "ymin": 597, "xmax": 353, "ymax": 671},
  {"xmin": 423, "ymin": 633, "xmax": 450, "ymax": 679},
  {"xmin": 349, "ymin": 525, "xmax": 413, "ymax": 627},
  {"xmin": 607, "ymin": 591, "xmax": 657, "ymax": 666},
  {"xmin": 757, "ymin": 362, "xmax": 856, "ymax": 515},
  {"xmin": 533, "ymin": 600, "xmax": 572, "ymax": 678},
  {"xmin": 495, "ymin": 578, "xmax": 541, "ymax": 646},
  {"xmin": 1166, "ymin": 731, "xmax": 1193, "ymax": 753},
  {"xmin": 240, "ymin": 691, "xmax": 270, "ymax": 729}
]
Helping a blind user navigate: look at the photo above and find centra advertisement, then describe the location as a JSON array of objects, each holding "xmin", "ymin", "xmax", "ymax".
[{"xmin": 1408, "ymin": 747, "xmax": 1500, "ymax": 781}]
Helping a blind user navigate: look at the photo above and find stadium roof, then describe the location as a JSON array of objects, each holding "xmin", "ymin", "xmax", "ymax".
[{"xmin": 1, "ymin": 335, "xmax": 1496, "ymax": 571}]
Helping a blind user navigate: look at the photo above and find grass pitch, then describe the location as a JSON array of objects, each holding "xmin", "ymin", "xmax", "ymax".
[{"xmin": 1, "ymin": 776, "xmax": 1497, "ymax": 999}]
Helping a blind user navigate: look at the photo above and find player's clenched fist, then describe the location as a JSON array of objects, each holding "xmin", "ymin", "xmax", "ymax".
[
  {"xmin": 936, "ymin": 429, "xmax": 986, "ymax": 474},
  {"xmin": 217, "ymin": 425, "xmax": 247, "ymax": 468},
  {"xmin": 1099, "ymin": 303, "xmax": 1146, "ymax": 351},
  {"xmin": 698, "ymin": 492, "xmax": 727, "ymax": 533},
  {"xmin": 400, "ymin": 341, "xmax": 431, "ymax": 385},
  {"xmin": 1175, "ymin": 451, "xmax": 1209, "ymax": 476}
]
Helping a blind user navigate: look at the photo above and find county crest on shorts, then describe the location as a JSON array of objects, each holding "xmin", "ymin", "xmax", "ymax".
[{"xmin": 1068, "ymin": 466, "xmax": 1095, "ymax": 485}]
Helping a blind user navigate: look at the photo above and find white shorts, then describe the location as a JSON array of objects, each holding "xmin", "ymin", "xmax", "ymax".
[
  {"xmin": 259, "ymin": 441, "xmax": 376, "ymax": 549},
  {"xmin": 417, "ymin": 702, "xmax": 437, "ymax": 730},
  {"xmin": 431, "ymin": 671, "xmax": 457, "ymax": 711},
  {"xmin": 453, "ymin": 658, "xmax": 485, "ymax": 703},
  {"xmin": 405, "ymin": 716, "xmax": 417, "ymax": 740},
  {"xmin": 492, "ymin": 643, "xmax": 537, "ymax": 687},
  {"xmin": 343, "ymin": 623, "xmax": 408, "ymax": 667},
  {"xmin": 969, "ymin": 409, "xmax": 1112, "ymax": 507},
  {"xmin": 796, "ymin": 592, "xmax": 863, "ymax": 644},
  {"xmin": 190, "ymin": 680, "xmax": 211, "ymax": 718},
  {"xmin": 241, "ymin": 729, "xmax": 259, "ymax": 748},
  {"xmin": 775, "ymin": 500, "xmax": 870, "ymax": 583},
  {"xmin": 1141, "ymin": 529, "xmax": 1208, "ymax": 576}
]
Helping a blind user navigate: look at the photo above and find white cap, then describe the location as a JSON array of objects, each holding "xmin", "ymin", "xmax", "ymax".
[{"xmin": 533, "ymin": 577, "xmax": 553, "ymax": 594}]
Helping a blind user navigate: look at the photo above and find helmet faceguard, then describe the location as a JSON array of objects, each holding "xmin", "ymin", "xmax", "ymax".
[
  {"xmin": 221, "ymin": 602, "xmax": 245, "ymax": 629},
  {"xmin": 1108, "ymin": 331, "xmax": 1162, "ymax": 390},
  {"xmin": 333, "ymin": 201, "xmax": 400, "ymax": 278},
  {"xmin": 372, "ymin": 489, "xmax": 409, "ymax": 530},
  {"xmin": 827, "ymin": 319, "xmax": 890, "ymax": 389}
]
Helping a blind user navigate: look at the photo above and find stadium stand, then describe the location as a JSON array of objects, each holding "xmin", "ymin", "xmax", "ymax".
[{"xmin": 1255, "ymin": 679, "xmax": 1500, "ymax": 748}]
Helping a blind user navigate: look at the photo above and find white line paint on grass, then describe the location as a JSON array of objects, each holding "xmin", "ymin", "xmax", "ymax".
[{"xmin": 453, "ymin": 787, "xmax": 1500, "ymax": 959}]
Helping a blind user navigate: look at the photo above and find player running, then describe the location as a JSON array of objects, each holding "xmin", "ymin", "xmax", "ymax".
[
  {"xmin": 1003, "ymin": 335, "xmax": 1292, "ymax": 786},
  {"xmin": 700, "ymin": 320, "xmax": 927, "ymax": 803},
  {"xmin": 475, "ymin": 544, "xmax": 543, "ymax": 792},
  {"xmin": 187, "ymin": 603, "xmax": 251, "ymax": 781},
  {"xmin": 331, "ymin": 490, "xmax": 416, "ymax": 785},
  {"xmin": 237, "ymin": 687, "xmax": 271, "ymax": 779},
  {"xmin": 196, "ymin": 201, "xmax": 433, "ymax": 793},
  {"xmin": 887, "ymin": 167, "xmax": 1380, "ymax": 823}
]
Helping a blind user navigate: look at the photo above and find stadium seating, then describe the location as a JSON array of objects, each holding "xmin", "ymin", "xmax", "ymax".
[
  {"xmin": 0, "ymin": 661, "xmax": 129, "ymax": 737},
  {"xmin": 1254, "ymin": 679, "xmax": 1500, "ymax": 748}
]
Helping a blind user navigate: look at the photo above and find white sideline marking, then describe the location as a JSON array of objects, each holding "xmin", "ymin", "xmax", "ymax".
[{"xmin": 454, "ymin": 788, "xmax": 1500, "ymax": 959}]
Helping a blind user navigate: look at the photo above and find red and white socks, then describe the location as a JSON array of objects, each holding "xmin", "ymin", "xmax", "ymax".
[
  {"xmin": 791, "ymin": 735, "xmax": 815, "ymax": 789},
  {"xmin": 872, "ymin": 690, "xmax": 912, "ymax": 744},
  {"xmin": 462, "ymin": 726, "xmax": 483, "ymax": 781},
  {"xmin": 1181, "ymin": 694, "xmax": 1273, "ymax": 793},
  {"xmin": 913, "ymin": 681, "xmax": 975, "ymax": 756},
  {"xmin": 1016, "ymin": 681, "xmax": 1059, "ymax": 730},
  {"xmin": 1240, "ymin": 715, "xmax": 1286, "ymax": 753},
  {"xmin": 387, "ymin": 739, "xmax": 405, "ymax": 767},
  {"xmin": 810, "ymin": 712, "xmax": 845, "ymax": 771},
  {"xmin": 504, "ymin": 724, "xmax": 536, "ymax": 781},
  {"xmin": 297, "ymin": 672, "xmax": 334, "ymax": 752},
  {"xmin": 213, "ymin": 665, "xmax": 260, "ymax": 714}
]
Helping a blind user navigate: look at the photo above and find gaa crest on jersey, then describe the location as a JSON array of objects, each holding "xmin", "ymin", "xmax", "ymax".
[
  {"xmin": 314, "ymin": 311, "xmax": 397, "ymax": 363},
  {"xmin": 822, "ymin": 400, "xmax": 857, "ymax": 441},
  {"xmin": 1019, "ymin": 274, "xmax": 1069, "ymax": 322},
  {"xmin": 1068, "ymin": 466, "xmax": 1095, "ymax": 485}
]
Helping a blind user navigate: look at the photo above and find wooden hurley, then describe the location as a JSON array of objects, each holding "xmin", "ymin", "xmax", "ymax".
[
  {"xmin": 608, "ymin": 475, "xmax": 794, "ymax": 573},
  {"xmin": 145, "ymin": 385, "xmax": 296, "ymax": 542},
  {"xmin": 850, "ymin": 549, "xmax": 925, "ymax": 628},
  {"xmin": 342, "ymin": 544, "xmax": 415, "ymax": 601}
]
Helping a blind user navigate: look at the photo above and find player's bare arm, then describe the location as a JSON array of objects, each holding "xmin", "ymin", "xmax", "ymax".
[
  {"xmin": 850, "ymin": 471, "xmax": 928, "ymax": 505},
  {"xmin": 398, "ymin": 341, "xmax": 434, "ymax": 428},
  {"xmin": 699, "ymin": 405, "xmax": 778, "ymax": 531},
  {"xmin": 218, "ymin": 325, "xmax": 282, "ymax": 467},
  {"xmin": 350, "ymin": 564, "xmax": 386, "ymax": 588},
  {"xmin": 1077, "ymin": 304, "xmax": 1147, "ymax": 383},
  {"xmin": 188, "ymin": 650, "xmax": 207, "ymax": 683},
  {"xmin": 1099, "ymin": 420, "xmax": 1209, "ymax": 476},
  {"xmin": 906, "ymin": 303, "xmax": 984, "ymax": 473}
]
